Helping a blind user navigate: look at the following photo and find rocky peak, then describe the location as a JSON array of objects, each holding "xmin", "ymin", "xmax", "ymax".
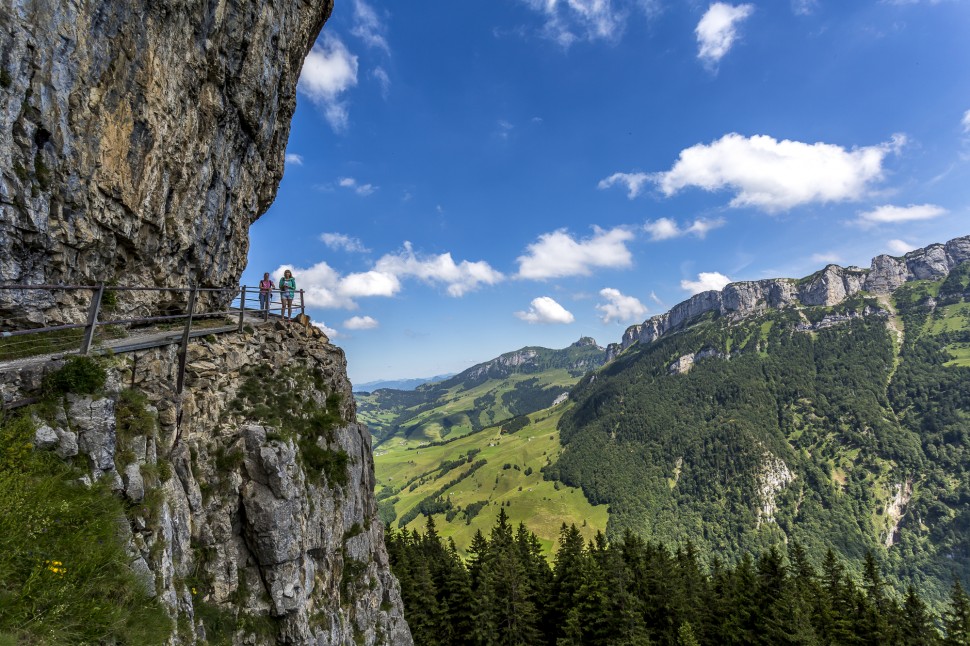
[
  {"xmin": 615, "ymin": 235, "xmax": 970, "ymax": 353},
  {"xmin": 571, "ymin": 336, "xmax": 600, "ymax": 348}
]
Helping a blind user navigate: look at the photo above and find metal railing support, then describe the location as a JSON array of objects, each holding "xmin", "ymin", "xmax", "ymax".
[
  {"xmin": 175, "ymin": 288, "xmax": 197, "ymax": 396},
  {"xmin": 299, "ymin": 289, "xmax": 305, "ymax": 318},
  {"xmin": 238, "ymin": 286, "xmax": 247, "ymax": 332},
  {"xmin": 79, "ymin": 283, "xmax": 105, "ymax": 354}
]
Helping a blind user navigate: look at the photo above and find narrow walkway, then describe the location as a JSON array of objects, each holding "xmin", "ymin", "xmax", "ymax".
[{"xmin": 0, "ymin": 313, "xmax": 274, "ymax": 375}]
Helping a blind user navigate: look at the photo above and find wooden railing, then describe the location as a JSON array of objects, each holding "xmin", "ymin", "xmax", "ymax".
[
  {"xmin": 0, "ymin": 284, "xmax": 307, "ymax": 409},
  {"xmin": 0, "ymin": 284, "xmax": 306, "ymax": 355}
]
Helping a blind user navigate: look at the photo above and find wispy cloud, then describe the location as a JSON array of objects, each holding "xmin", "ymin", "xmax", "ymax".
[
  {"xmin": 696, "ymin": 3, "xmax": 755, "ymax": 68},
  {"xmin": 515, "ymin": 296, "xmax": 575, "ymax": 324},
  {"xmin": 651, "ymin": 133, "xmax": 905, "ymax": 212},
  {"xmin": 516, "ymin": 0, "xmax": 659, "ymax": 48},
  {"xmin": 962, "ymin": 109, "xmax": 970, "ymax": 133},
  {"xmin": 811, "ymin": 252, "xmax": 843, "ymax": 265},
  {"xmin": 856, "ymin": 203, "xmax": 947, "ymax": 227},
  {"xmin": 598, "ymin": 172, "xmax": 651, "ymax": 198},
  {"xmin": 321, "ymin": 233, "xmax": 370, "ymax": 253},
  {"xmin": 298, "ymin": 35, "xmax": 359, "ymax": 131},
  {"xmin": 517, "ymin": 226, "xmax": 635, "ymax": 279},
  {"xmin": 596, "ymin": 288, "xmax": 648, "ymax": 323},
  {"xmin": 681, "ymin": 271, "xmax": 732, "ymax": 294},
  {"xmin": 886, "ymin": 239, "xmax": 916, "ymax": 255},
  {"xmin": 338, "ymin": 177, "xmax": 378, "ymax": 196},
  {"xmin": 285, "ymin": 153, "xmax": 304, "ymax": 166},
  {"xmin": 372, "ymin": 67, "xmax": 391, "ymax": 98},
  {"xmin": 375, "ymin": 242, "xmax": 504, "ymax": 296},
  {"xmin": 496, "ymin": 120, "xmax": 515, "ymax": 140},
  {"xmin": 643, "ymin": 217, "xmax": 725, "ymax": 241},
  {"xmin": 344, "ymin": 315, "xmax": 380, "ymax": 330},
  {"xmin": 351, "ymin": 0, "xmax": 390, "ymax": 53},
  {"xmin": 791, "ymin": 0, "xmax": 818, "ymax": 15}
]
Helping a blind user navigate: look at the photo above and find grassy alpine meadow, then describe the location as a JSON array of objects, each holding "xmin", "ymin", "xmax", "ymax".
[
  {"xmin": 361, "ymin": 368, "xmax": 583, "ymax": 445},
  {"xmin": 374, "ymin": 403, "xmax": 608, "ymax": 556}
]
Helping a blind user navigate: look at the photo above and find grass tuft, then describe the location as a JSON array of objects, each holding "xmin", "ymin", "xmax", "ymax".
[{"xmin": 0, "ymin": 413, "xmax": 171, "ymax": 644}]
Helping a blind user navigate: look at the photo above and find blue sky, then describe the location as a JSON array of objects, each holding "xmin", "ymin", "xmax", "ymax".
[{"xmin": 243, "ymin": 0, "xmax": 970, "ymax": 385}]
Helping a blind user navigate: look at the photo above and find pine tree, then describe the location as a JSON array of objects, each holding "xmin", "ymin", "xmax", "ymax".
[
  {"xmin": 859, "ymin": 551, "xmax": 894, "ymax": 644},
  {"xmin": 677, "ymin": 621, "xmax": 701, "ymax": 646},
  {"xmin": 483, "ymin": 508, "xmax": 542, "ymax": 645},
  {"xmin": 943, "ymin": 580, "xmax": 970, "ymax": 646},
  {"xmin": 819, "ymin": 549, "xmax": 856, "ymax": 644},
  {"xmin": 900, "ymin": 585, "xmax": 939, "ymax": 646},
  {"xmin": 549, "ymin": 523, "xmax": 588, "ymax": 642}
]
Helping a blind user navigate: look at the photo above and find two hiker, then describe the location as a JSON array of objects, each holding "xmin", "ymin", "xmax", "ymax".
[{"xmin": 257, "ymin": 270, "xmax": 297, "ymax": 319}]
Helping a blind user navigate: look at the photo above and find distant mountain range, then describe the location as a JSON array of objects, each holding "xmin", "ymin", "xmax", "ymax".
[
  {"xmin": 354, "ymin": 374, "xmax": 453, "ymax": 393},
  {"xmin": 365, "ymin": 235, "xmax": 970, "ymax": 605},
  {"xmin": 356, "ymin": 336, "xmax": 605, "ymax": 444}
]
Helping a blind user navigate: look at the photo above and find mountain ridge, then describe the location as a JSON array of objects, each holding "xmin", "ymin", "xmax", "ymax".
[{"xmin": 608, "ymin": 235, "xmax": 970, "ymax": 359}]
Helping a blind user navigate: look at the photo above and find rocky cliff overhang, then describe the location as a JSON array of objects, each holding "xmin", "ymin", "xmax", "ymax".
[{"xmin": 0, "ymin": 0, "xmax": 331, "ymax": 322}]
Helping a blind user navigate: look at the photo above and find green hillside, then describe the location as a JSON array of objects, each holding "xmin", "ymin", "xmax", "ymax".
[
  {"xmin": 374, "ymin": 403, "xmax": 608, "ymax": 555},
  {"xmin": 550, "ymin": 266, "xmax": 970, "ymax": 603},
  {"xmin": 357, "ymin": 337, "xmax": 605, "ymax": 444}
]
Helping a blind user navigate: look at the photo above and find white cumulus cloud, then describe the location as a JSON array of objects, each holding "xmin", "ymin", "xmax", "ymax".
[
  {"xmin": 344, "ymin": 315, "xmax": 379, "ymax": 330},
  {"xmin": 598, "ymin": 172, "xmax": 651, "ymax": 198},
  {"xmin": 515, "ymin": 296, "xmax": 575, "ymax": 324},
  {"xmin": 285, "ymin": 154, "xmax": 304, "ymax": 166},
  {"xmin": 644, "ymin": 217, "xmax": 725, "ymax": 241},
  {"xmin": 886, "ymin": 239, "xmax": 916, "ymax": 255},
  {"xmin": 596, "ymin": 288, "xmax": 648, "ymax": 323},
  {"xmin": 857, "ymin": 203, "xmax": 946, "ymax": 226},
  {"xmin": 681, "ymin": 271, "xmax": 732, "ymax": 294},
  {"xmin": 654, "ymin": 133, "xmax": 904, "ymax": 212},
  {"xmin": 696, "ymin": 3, "xmax": 754, "ymax": 67},
  {"xmin": 274, "ymin": 263, "xmax": 399, "ymax": 310},
  {"xmin": 298, "ymin": 35, "xmax": 359, "ymax": 131},
  {"xmin": 274, "ymin": 262, "xmax": 356, "ymax": 310},
  {"xmin": 375, "ymin": 242, "xmax": 504, "ymax": 296},
  {"xmin": 517, "ymin": 226, "xmax": 635, "ymax": 279},
  {"xmin": 339, "ymin": 271, "xmax": 400, "ymax": 298},
  {"xmin": 313, "ymin": 322, "xmax": 339, "ymax": 338},
  {"xmin": 321, "ymin": 233, "xmax": 370, "ymax": 253}
]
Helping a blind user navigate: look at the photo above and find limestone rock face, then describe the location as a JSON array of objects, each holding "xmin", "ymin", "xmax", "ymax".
[
  {"xmin": 9, "ymin": 325, "xmax": 412, "ymax": 645},
  {"xmin": 0, "ymin": 0, "xmax": 331, "ymax": 323},
  {"xmin": 615, "ymin": 236, "xmax": 970, "ymax": 353}
]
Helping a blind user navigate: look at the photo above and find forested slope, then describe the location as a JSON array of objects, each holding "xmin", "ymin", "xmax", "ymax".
[{"xmin": 550, "ymin": 266, "xmax": 970, "ymax": 602}]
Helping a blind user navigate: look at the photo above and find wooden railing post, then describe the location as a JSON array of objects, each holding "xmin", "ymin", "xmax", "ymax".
[
  {"xmin": 299, "ymin": 289, "xmax": 305, "ymax": 318},
  {"xmin": 175, "ymin": 287, "xmax": 197, "ymax": 396},
  {"xmin": 79, "ymin": 284, "xmax": 105, "ymax": 354},
  {"xmin": 238, "ymin": 286, "xmax": 247, "ymax": 332}
]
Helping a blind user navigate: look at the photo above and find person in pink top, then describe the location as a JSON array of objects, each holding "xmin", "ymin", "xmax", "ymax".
[{"xmin": 258, "ymin": 272, "xmax": 274, "ymax": 312}]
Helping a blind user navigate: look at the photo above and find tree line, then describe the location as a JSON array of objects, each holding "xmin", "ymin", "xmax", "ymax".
[{"xmin": 386, "ymin": 510, "xmax": 970, "ymax": 645}]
